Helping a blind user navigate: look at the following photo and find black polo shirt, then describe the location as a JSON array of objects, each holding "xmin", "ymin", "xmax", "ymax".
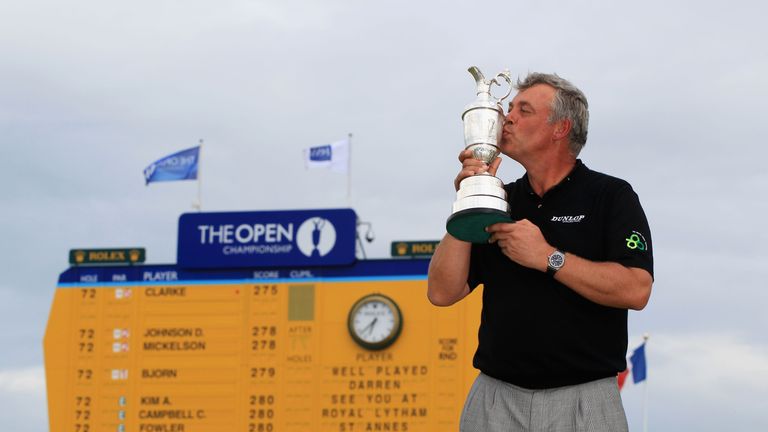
[{"xmin": 467, "ymin": 160, "xmax": 653, "ymax": 389}]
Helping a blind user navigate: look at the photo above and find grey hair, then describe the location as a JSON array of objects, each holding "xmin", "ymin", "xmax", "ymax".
[{"xmin": 516, "ymin": 73, "xmax": 589, "ymax": 157}]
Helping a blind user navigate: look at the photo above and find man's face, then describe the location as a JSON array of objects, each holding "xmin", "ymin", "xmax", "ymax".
[{"xmin": 500, "ymin": 84, "xmax": 558, "ymax": 159}]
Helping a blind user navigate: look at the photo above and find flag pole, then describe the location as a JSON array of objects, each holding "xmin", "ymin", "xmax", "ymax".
[
  {"xmin": 642, "ymin": 333, "xmax": 650, "ymax": 432},
  {"xmin": 196, "ymin": 138, "xmax": 203, "ymax": 212},
  {"xmin": 347, "ymin": 133, "xmax": 352, "ymax": 201}
]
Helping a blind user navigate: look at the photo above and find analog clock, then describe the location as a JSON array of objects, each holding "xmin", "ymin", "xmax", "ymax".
[{"xmin": 347, "ymin": 294, "xmax": 403, "ymax": 350}]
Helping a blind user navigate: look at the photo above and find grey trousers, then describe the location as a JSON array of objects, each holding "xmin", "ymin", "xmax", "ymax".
[{"xmin": 460, "ymin": 373, "xmax": 629, "ymax": 432}]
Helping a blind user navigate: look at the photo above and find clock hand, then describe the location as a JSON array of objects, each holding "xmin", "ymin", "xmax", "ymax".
[{"xmin": 363, "ymin": 317, "xmax": 378, "ymax": 335}]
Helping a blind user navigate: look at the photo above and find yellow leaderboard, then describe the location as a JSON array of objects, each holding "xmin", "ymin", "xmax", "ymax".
[{"xmin": 45, "ymin": 277, "xmax": 483, "ymax": 432}]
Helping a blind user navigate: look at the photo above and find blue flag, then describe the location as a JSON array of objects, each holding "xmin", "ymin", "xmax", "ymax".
[
  {"xmin": 630, "ymin": 342, "xmax": 647, "ymax": 384},
  {"xmin": 144, "ymin": 146, "xmax": 199, "ymax": 185}
]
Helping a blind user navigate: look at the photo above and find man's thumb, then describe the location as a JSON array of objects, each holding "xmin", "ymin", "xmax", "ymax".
[{"xmin": 488, "ymin": 157, "xmax": 502, "ymax": 176}]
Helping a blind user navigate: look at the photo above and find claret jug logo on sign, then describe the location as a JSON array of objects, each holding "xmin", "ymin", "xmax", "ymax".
[{"xmin": 296, "ymin": 217, "xmax": 337, "ymax": 258}]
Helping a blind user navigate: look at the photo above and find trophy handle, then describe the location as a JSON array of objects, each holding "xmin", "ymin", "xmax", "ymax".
[{"xmin": 489, "ymin": 71, "xmax": 513, "ymax": 103}]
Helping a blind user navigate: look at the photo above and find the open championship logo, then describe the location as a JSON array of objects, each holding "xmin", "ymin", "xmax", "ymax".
[
  {"xmin": 296, "ymin": 217, "xmax": 337, "ymax": 258},
  {"xmin": 309, "ymin": 145, "xmax": 332, "ymax": 162}
]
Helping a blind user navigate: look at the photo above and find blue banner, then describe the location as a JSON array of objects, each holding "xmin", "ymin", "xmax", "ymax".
[
  {"xmin": 177, "ymin": 208, "xmax": 358, "ymax": 269},
  {"xmin": 143, "ymin": 146, "xmax": 199, "ymax": 184}
]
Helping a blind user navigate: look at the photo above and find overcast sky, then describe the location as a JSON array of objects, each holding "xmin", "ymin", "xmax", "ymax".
[{"xmin": 2, "ymin": 0, "xmax": 767, "ymax": 430}]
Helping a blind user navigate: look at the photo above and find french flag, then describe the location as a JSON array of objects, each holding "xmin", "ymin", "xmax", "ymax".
[{"xmin": 618, "ymin": 341, "xmax": 647, "ymax": 390}]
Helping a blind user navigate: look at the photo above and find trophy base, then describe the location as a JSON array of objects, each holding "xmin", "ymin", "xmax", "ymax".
[{"xmin": 446, "ymin": 208, "xmax": 512, "ymax": 244}]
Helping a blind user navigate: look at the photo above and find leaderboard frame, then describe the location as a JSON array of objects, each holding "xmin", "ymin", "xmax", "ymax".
[{"xmin": 46, "ymin": 259, "xmax": 482, "ymax": 432}]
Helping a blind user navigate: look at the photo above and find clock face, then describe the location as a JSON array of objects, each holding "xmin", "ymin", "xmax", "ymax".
[{"xmin": 348, "ymin": 294, "xmax": 402, "ymax": 350}]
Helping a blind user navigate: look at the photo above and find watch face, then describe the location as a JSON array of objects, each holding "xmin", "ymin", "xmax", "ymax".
[
  {"xmin": 348, "ymin": 294, "xmax": 402, "ymax": 350},
  {"xmin": 549, "ymin": 252, "xmax": 565, "ymax": 268}
]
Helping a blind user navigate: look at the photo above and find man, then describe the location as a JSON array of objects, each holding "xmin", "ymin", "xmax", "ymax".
[{"xmin": 428, "ymin": 73, "xmax": 653, "ymax": 432}]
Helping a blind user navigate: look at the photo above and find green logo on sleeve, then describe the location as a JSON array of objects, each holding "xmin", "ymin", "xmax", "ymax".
[{"xmin": 625, "ymin": 231, "xmax": 647, "ymax": 251}]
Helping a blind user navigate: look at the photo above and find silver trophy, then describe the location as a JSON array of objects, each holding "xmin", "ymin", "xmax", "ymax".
[{"xmin": 446, "ymin": 66, "xmax": 514, "ymax": 243}]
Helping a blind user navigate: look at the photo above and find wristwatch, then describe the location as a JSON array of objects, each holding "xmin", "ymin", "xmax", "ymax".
[{"xmin": 546, "ymin": 249, "xmax": 566, "ymax": 276}]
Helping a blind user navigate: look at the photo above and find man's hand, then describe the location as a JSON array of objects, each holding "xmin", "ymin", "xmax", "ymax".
[
  {"xmin": 454, "ymin": 149, "xmax": 502, "ymax": 191},
  {"xmin": 486, "ymin": 219, "xmax": 552, "ymax": 271}
]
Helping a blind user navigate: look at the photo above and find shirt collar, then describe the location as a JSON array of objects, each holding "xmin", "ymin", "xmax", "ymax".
[{"xmin": 522, "ymin": 159, "xmax": 586, "ymax": 197}]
